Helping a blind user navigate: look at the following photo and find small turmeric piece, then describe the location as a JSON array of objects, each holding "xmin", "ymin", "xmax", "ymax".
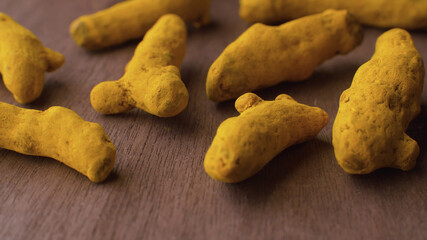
[
  {"xmin": 333, "ymin": 29, "xmax": 424, "ymax": 174},
  {"xmin": 0, "ymin": 12, "xmax": 65, "ymax": 104},
  {"xmin": 239, "ymin": 0, "xmax": 427, "ymax": 29},
  {"xmin": 204, "ymin": 93, "xmax": 329, "ymax": 183},
  {"xmin": 70, "ymin": 0, "xmax": 211, "ymax": 50},
  {"xmin": 206, "ymin": 9, "xmax": 363, "ymax": 102},
  {"xmin": 0, "ymin": 102, "xmax": 116, "ymax": 182},
  {"xmin": 90, "ymin": 14, "xmax": 188, "ymax": 117}
]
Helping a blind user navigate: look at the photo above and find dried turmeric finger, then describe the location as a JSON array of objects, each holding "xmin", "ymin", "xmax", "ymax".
[
  {"xmin": 0, "ymin": 102, "xmax": 116, "ymax": 182},
  {"xmin": 0, "ymin": 12, "xmax": 65, "ymax": 104},
  {"xmin": 90, "ymin": 14, "xmax": 188, "ymax": 117},
  {"xmin": 204, "ymin": 93, "xmax": 329, "ymax": 183},
  {"xmin": 206, "ymin": 9, "xmax": 363, "ymax": 102},
  {"xmin": 239, "ymin": 0, "xmax": 427, "ymax": 29},
  {"xmin": 333, "ymin": 29, "xmax": 424, "ymax": 174},
  {"xmin": 70, "ymin": 0, "xmax": 211, "ymax": 50}
]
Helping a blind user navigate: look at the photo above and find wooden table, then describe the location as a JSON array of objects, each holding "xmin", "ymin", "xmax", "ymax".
[{"xmin": 1, "ymin": 0, "xmax": 426, "ymax": 239}]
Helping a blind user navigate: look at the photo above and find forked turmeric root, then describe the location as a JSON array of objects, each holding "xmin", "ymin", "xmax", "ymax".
[
  {"xmin": 70, "ymin": 0, "xmax": 211, "ymax": 50},
  {"xmin": 333, "ymin": 29, "xmax": 424, "ymax": 174},
  {"xmin": 204, "ymin": 93, "xmax": 329, "ymax": 183},
  {"xmin": 0, "ymin": 12, "xmax": 65, "ymax": 104},
  {"xmin": 0, "ymin": 102, "xmax": 116, "ymax": 182},
  {"xmin": 90, "ymin": 14, "xmax": 189, "ymax": 117}
]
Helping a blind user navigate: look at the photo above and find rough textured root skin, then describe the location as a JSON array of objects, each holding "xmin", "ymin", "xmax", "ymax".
[
  {"xmin": 0, "ymin": 12, "xmax": 65, "ymax": 104},
  {"xmin": 332, "ymin": 28, "xmax": 424, "ymax": 174},
  {"xmin": 70, "ymin": 0, "xmax": 211, "ymax": 50},
  {"xmin": 239, "ymin": 0, "xmax": 427, "ymax": 29},
  {"xmin": 204, "ymin": 93, "xmax": 329, "ymax": 183},
  {"xmin": 0, "ymin": 102, "xmax": 116, "ymax": 183},
  {"xmin": 90, "ymin": 14, "xmax": 189, "ymax": 117},
  {"xmin": 206, "ymin": 9, "xmax": 363, "ymax": 102}
]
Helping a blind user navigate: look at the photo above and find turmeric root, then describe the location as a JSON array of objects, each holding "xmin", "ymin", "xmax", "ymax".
[
  {"xmin": 206, "ymin": 9, "xmax": 363, "ymax": 102},
  {"xmin": 0, "ymin": 12, "xmax": 65, "ymax": 104},
  {"xmin": 90, "ymin": 14, "xmax": 188, "ymax": 117},
  {"xmin": 239, "ymin": 0, "xmax": 427, "ymax": 29},
  {"xmin": 332, "ymin": 29, "xmax": 424, "ymax": 174},
  {"xmin": 70, "ymin": 0, "xmax": 211, "ymax": 50},
  {"xmin": 204, "ymin": 93, "xmax": 329, "ymax": 183},
  {"xmin": 0, "ymin": 102, "xmax": 116, "ymax": 182}
]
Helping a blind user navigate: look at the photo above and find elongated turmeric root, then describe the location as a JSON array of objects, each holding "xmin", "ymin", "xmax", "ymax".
[
  {"xmin": 90, "ymin": 14, "xmax": 188, "ymax": 117},
  {"xmin": 70, "ymin": 0, "xmax": 211, "ymax": 50},
  {"xmin": 206, "ymin": 9, "xmax": 363, "ymax": 102},
  {"xmin": 204, "ymin": 93, "xmax": 329, "ymax": 183},
  {"xmin": 0, "ymin": 102, "xmax": 116, "ymax": 182},
  {"xmin": 333, "ymin": 29, "xmax": 424, "ymax": 174},
  {"xmin": 0, "ymin": 12, "xmax": 65, "ymax": 104},
  {"xmin": 239, "ymin": 0, "xmax": 427, "ymax": 29}
]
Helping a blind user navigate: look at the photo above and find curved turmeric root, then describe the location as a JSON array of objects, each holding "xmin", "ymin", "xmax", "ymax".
[
  {"xmin": 70, "ymin": 0, "xmax": 211, "ymax": 50},
  {"xmin": 239, "ymin": 0, "xmax": 427, "ymax": 29},
  {"xmin": 333, "ymin": 29, "xmax": 424, "ymax": 174},
  {"xmin": 206, "ymin": 9, "xmax": 363, "ymax": 102},
  {"xmin": 0, "ymin": 101, "xmax": 116, "ymax": 183},
  {"xmin": 204, "ymin": 93, "xmax": 329, "ymax": 183},
  {"xmin": 90, "ymin": 14, "xmax": 189, "ymax": 117},
  {"xmin": 0, "ymin": 12, "xmax": 65, "ymax": 104}
]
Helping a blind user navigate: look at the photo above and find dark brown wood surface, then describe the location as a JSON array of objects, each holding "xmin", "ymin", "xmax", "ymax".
[{"xmin": 1, "ymin": 0, "xmax": 426, "ymax": 239}]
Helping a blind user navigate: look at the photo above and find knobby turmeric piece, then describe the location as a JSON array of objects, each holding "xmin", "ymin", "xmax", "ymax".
[
  {"xmin": 206, "ymin": 9, "xmax": 363, "ymax": 102},
  {"xmin": 333, "ymin": 29, "xmax": 424, "ymax": 174},
  {"xmin": 70, "ymin": 0, "xmax": 211, "ymax": 50},
  {"xmin": 0, "ymin": 12, "xmax": 65, "ymax": 104},
  {"xmin": 239, "ymin": 0, "xmax": 427, "ymax": 29},
  {"xmin": 0, "ymin": 102, "xmax": 116, "ymax": 182},
  {"xmin": 204, "ymin": 93, "xmax": 329, "ymax": 183},
  {"xmin": 90, "ymin": 14, "xmax": 188, "ymax": 117}
]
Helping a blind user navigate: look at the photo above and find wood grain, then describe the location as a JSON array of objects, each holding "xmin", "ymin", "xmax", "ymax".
[{"xmin": 0, "ymin": 0, "xmax": 426, "ymax": 239}]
